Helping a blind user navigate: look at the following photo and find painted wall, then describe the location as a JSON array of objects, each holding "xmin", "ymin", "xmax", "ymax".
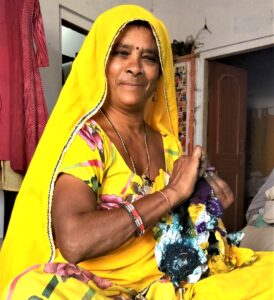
[
  {"xmin": 155, "ymin": 0, "xmax": 274, "ymax": 56},
  {"xmin": 62, "ymin": 26, "xmax": 86, "ymax": 58}
]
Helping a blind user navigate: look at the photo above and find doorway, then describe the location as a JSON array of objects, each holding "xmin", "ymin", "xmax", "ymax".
[
  {"xmin": 61, "ymin": 19, "xmax": 88, "ymax": 85},
  {"xmin": 207, "ymin": 46, "xmax": 274, "ymax": 231}
]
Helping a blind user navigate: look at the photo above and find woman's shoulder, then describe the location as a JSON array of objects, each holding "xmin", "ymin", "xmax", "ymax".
[
  {"xmin": 77, "ymin": 117, "xmax": 110, "ymax": 147},
  {"xmin": 62, "ymin": 117, "xmax": 113, "ymax": 167}
]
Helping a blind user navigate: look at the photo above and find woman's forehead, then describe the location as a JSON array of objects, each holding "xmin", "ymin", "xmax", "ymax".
[{"xmin": 113, "ymin": 24, "xmax": 158, "ymax": 50}]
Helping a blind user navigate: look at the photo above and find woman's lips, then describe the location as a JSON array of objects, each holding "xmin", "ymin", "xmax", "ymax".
[{"xmin": 119, "ymin": 80, "xmax": 145, "ymax": 87}]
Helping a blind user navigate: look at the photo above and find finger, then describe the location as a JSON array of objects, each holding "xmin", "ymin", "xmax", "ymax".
[
  {"xmin": 190, "ymin": 151, "xmax": 203, "ymax": 179},
  {"xmin": 194, "ymin": 147, "xmax": 208, "ymax": 177},
  {"xmin": 192, "ymin": 145, "xmax": 203, "ymax": 159},
  {"xmin": 206, "ymin": 173, "xmax": 234, "ymax": 209},
  {"xmin": 206, "ymin": 174, "xmax": 226, "ymax": 200},
  {"xmin": 201, "ymin": 149, "xmax": 207, "ymax": 161},
  {"xmin": 213, "ymin": 176, "xmax": 234, "ymax": 208},
  {"xmin": 198, "ymin": 158, "xmax": 209, "ymax": 177}
]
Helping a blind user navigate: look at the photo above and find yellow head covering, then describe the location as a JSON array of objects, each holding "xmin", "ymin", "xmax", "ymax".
[{"xmin": 0, "ymin": 4, "xmax": 177, "ymax": 290}]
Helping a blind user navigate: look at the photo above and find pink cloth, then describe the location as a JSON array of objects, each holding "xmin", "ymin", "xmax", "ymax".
[{"xmin": 0, "ymin": 0, "xmax": 49, "ymax": 173}]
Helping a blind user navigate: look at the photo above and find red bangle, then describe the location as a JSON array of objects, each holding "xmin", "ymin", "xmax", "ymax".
[{"xmin": 120, "ymin": 201, "xmax": 145, "ymax": 236}]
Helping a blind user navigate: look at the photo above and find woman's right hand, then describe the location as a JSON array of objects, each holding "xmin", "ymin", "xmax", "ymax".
[{"xmin": 163, "ymin": 145, "xmax": 204, "ymax": 208}]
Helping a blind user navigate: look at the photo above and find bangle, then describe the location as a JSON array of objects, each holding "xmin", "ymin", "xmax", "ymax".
[
  {"xmin": 158, "ymin": 190, "xmax": 171, "ymax": 210},
  {"xmin": 120, "ymin": 201, "xmax": 145, "ymax": 236}
]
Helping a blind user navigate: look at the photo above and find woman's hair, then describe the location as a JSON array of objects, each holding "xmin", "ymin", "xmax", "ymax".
[{"xmin": 127, "ymin": 20, "xmax": 152, "ymax": 29}]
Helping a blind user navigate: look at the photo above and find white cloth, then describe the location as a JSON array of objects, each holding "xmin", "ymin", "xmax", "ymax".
[{"xmin": 246, "ymin": 168, "xmax": 274, "ymax": 224}]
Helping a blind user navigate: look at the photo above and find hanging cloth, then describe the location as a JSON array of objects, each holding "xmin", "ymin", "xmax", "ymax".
[{"xmin": 0, "ymin": 0, "xmax": 49, "ymax": 174}]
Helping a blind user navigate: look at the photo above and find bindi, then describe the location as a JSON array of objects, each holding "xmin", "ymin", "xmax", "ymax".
[{"xmin": 136, "ymin": 46, "xmax": 140, "ymax": 50}]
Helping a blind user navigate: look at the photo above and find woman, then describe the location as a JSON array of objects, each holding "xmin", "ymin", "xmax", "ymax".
[{"xmin": 0, "ymin": 5, "xmax": 273, "ymax": 299}]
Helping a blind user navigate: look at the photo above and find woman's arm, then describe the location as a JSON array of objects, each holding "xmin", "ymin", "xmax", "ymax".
[
  {"xmin": 52, "ymin": 173, "xmax": 170, "ymax": 263},
  {"xmin": 52, "ymin": 146, "xmax": 204, "ymax": 264}
]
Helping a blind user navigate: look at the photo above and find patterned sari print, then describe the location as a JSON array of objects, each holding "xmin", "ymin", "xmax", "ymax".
[
  {"xmin": 99, "ymin": 194, "xmax": 124, "ymax": 210},
  {"xmin": 77, "ymin": 119, "xmax": 106, "ymax": 194},
  {"xmin": 79, "ymin": 119, "xmax": 105, "ymax": 163},
  {"xmin": 98, "ymin": 179, "xmax": 152, "ymax": 210},
  {"xmin": 153, "ymin": 178, "xmax": 257, "ymax": 288}
]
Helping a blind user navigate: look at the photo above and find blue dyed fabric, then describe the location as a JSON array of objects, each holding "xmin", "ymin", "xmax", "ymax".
[{"xmin": 153, "ymin": 178, "xmax": 243, "ymax": 287}]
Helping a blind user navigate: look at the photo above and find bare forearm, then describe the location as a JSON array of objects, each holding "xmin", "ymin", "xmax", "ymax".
[
  {"xmin": 53, "ymin": 146, "xmax": 204, "ymax": 264},
  {"xmin": 56, "ymin": 190, "xmax": 171, "ymax": 263}
]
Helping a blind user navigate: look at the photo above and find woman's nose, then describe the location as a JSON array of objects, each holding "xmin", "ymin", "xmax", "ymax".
[{"xmin": 126, "ymin": 55, "xmax": 143, "ymax": 76}]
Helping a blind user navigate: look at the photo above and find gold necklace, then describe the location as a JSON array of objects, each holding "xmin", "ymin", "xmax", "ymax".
[{"xmin": 100, "ymin": 108, "xmax": 151, "ymax": 181}]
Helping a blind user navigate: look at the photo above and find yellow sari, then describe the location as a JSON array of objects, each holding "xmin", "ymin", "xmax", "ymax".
[{"xmin": 0, "ymin": 4, "xmax": 273, "ymax": 300}]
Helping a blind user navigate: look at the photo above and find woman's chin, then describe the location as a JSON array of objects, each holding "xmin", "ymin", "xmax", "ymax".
[{"xmin": 121, "ymin": 96, "xmax": 148, "ymax": 107}]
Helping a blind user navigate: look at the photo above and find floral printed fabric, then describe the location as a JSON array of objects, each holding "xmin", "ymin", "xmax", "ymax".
[
  {"xmin": 4, "ymin": 262, "xmax": 139, "ymax": 299},
  {"xmin": 153, "ymin": 178, "xmax": 257, "ymax": 288},
  {"xmin": 60, "ymin": 118, "xmax": 180, "ymax": 209}
]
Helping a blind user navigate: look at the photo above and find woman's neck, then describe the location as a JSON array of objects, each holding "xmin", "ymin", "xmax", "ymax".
[{"xmin": 101, "ymin": 105, "xmax": 146, "ymax": 135}]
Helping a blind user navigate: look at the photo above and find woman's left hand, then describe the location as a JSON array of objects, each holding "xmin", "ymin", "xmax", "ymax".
[{"xmin": 205, "ymin": 172, "xmax": 234, "ymax": 209}]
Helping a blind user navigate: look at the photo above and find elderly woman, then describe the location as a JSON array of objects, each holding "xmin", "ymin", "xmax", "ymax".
[{"xmin": 0, "ymin": 5, "xmax": 273, "ymax": 300}]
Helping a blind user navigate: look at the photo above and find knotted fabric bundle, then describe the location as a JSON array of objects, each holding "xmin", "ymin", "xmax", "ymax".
[{"xmin": 153, "ymin": 178, "xmax": 256, "ymax": 287}]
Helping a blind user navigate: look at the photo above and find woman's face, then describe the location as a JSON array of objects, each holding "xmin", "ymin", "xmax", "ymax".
[{"xmin": 105, "ymin": 24, "xmax": 160, "ymax": 111}]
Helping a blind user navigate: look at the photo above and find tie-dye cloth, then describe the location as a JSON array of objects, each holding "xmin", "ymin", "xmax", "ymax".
[{"xmin": 154, "ymin": 178, "xmax": 256, "ymax": 288}]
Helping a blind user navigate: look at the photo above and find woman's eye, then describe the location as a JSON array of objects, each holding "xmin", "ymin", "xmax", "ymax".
[
  {"xmin": 143, "ymin": 55, "xmax": 158, "ymax": 63},
  {"xmin": 112, "ymin": 50, "xmax": 129, "ymax": 57}
]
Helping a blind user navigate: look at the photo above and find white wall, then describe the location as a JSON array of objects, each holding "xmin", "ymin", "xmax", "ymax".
[
  {"xmin": 62, "ymin": 26, "xmax": 86, "ymax": 58},
  {"xmin": 154, "ymin": 0, "xmax": 274, "ymax": 56}
]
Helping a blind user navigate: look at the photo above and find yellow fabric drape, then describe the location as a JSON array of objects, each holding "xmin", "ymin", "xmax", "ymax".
[
  {"xmin": 0, "ymin": 4, "xmax": 178, "ymax": 293},
  {"xmin": 184, "ymin": 252, "xmax": 274, "ymax": 300}
]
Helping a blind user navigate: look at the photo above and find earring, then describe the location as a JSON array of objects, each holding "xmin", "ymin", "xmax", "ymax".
[{"xmin": 152, "ymin": 92, "xmax": 156, "ymax": 102}]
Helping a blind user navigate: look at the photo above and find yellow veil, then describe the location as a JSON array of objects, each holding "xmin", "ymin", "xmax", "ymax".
[{"xmin": 0, "ymin": 4, "xmax": 178, "ymax": 290}]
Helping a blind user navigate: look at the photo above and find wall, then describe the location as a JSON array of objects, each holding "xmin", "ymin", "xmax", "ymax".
[
  {"xmin": 154, "ymin": 0, "xmax": 274, "ymax": 55},
  {"xmin": 62, "ymin": 26, "xmax": 86, "ymax": 58}
]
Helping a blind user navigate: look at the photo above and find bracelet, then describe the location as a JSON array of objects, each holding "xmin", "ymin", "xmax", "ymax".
[
  {"xmin": 158, "ymin": 190, "xmax": 171, "ymax": 210},
  {"xmin": 120, "ymin": 201, "xmax": 145, "ymax": 237}
]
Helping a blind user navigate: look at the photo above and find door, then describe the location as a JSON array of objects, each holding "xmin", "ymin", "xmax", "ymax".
[{"xmin": 207, "ymin": 61, "xmax": 247, "ymax": 232}]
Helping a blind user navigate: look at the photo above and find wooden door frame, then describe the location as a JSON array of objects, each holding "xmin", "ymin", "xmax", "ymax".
[
  {"xmin": 207, "ymin": 61, "xmax": 247, "ymax": 231},
  {"xmin": 194, "ymin": 40, "xmax": 273, "ymax": 148}
]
